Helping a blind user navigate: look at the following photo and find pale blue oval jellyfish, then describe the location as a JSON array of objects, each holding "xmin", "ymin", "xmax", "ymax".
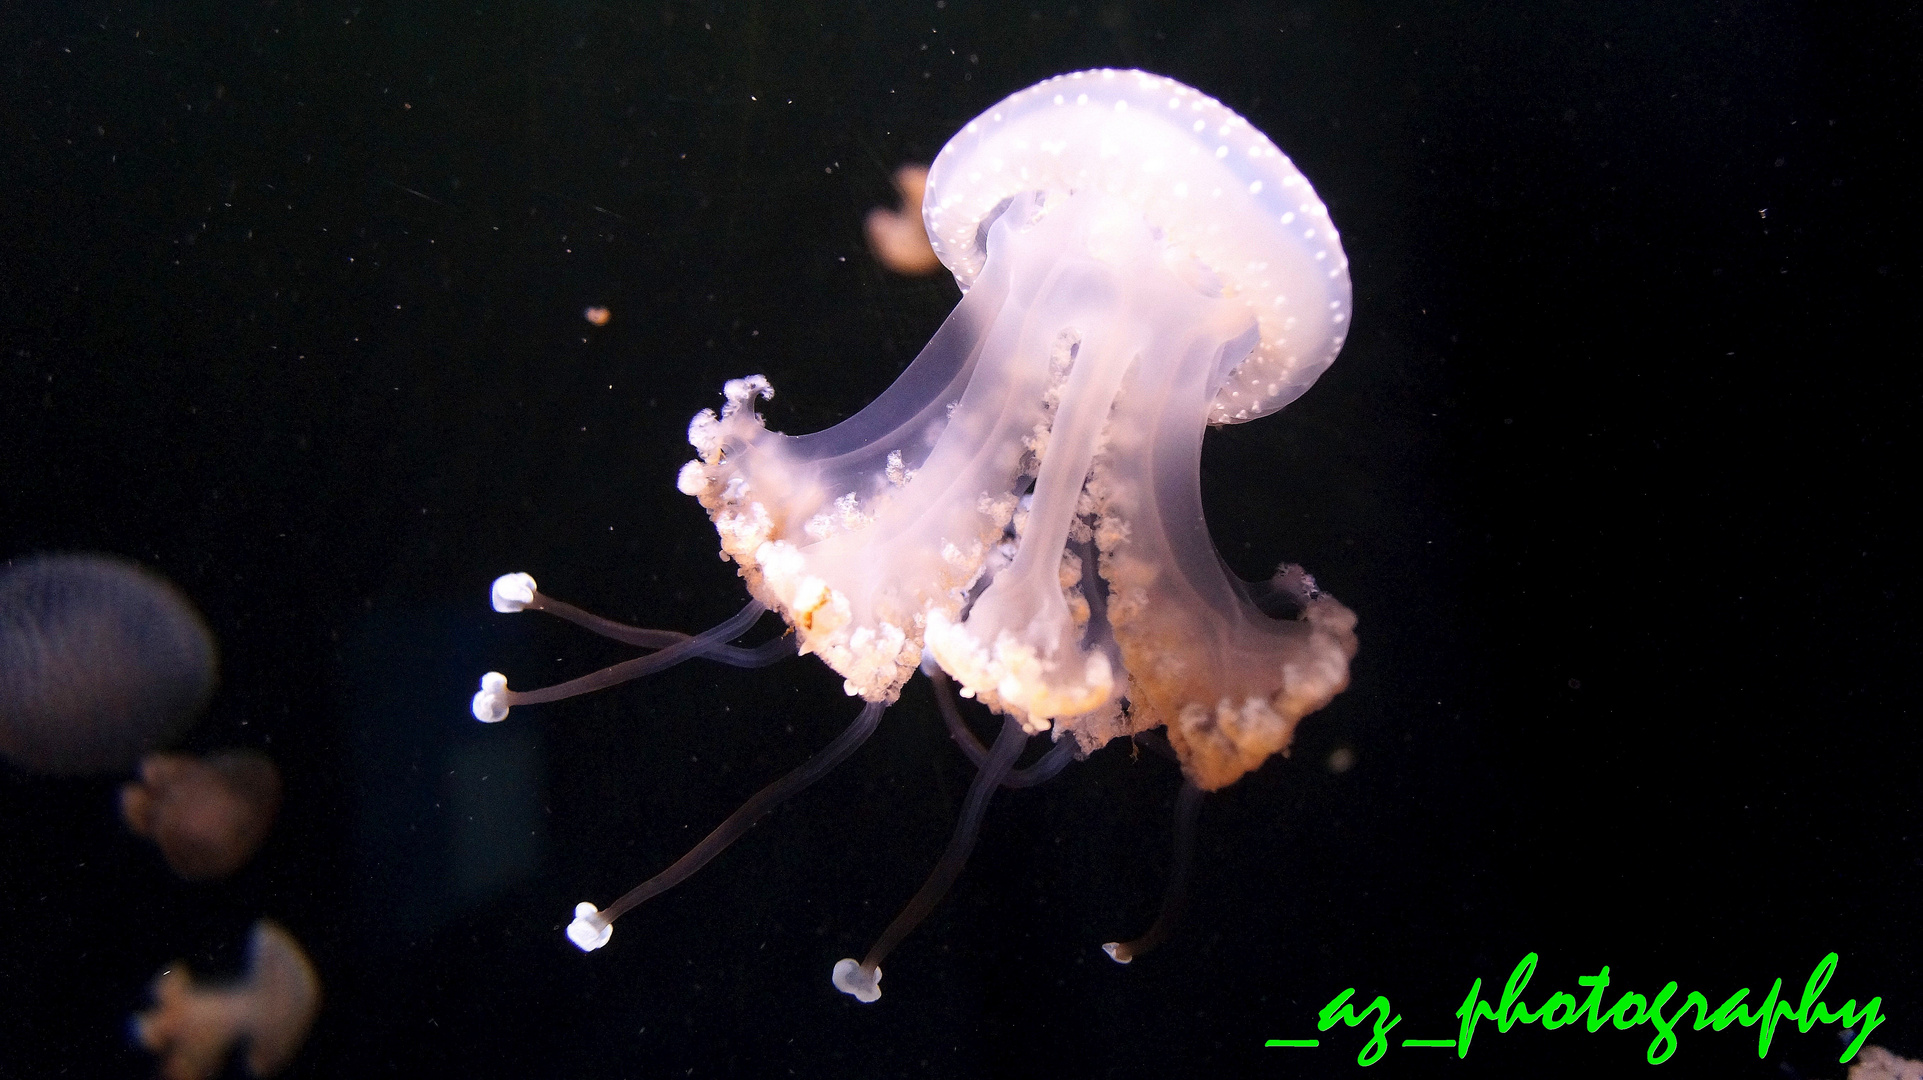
[
  {"xmin": 477, "ymin": 69, "xmax": 1358, "ymax": 1002},
  {"xmin": 0, "ymin": 553, "xmax": 216, "ymax": 775}
]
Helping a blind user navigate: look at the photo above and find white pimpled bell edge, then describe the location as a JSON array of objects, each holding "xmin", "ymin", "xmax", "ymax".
[
  {"xmin": 831, "ymin": 958, "xmax": 881, "ymax": 1002},
  {"xmin": 568, "ymin": 902, "xmax": 612, "ymax": 952},
  {"xmin": 473, "ymin": 672, "xmax": 510, "ymax": 723},
  {"xmin": 1102, "ymin": 942, "xmax": 1130, "ymax": 964},
  {"xmin": 490, "ymin": 572, "xmax": 537, "ymax": 613}
]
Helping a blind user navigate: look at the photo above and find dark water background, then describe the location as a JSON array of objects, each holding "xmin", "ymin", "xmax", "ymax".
[{"xmin": 2, "ymin": 1, "xmax": 1917, "ymax": 1077}]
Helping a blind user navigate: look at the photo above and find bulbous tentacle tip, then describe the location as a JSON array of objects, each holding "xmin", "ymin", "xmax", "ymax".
[
  {"xmin": 832, "ymin": 958, "xmax": 881, "ymax": 1002},
  {"xmin": 473, "ymin": 672, "xmax": 511, "ymax": 723},
  {"xmin": 1102, "ymin": 941, "xmax": 1131, "ymax": 964},
  {"xmin": 490, "ymin": 572, "xmax": 537, "ymax": 613},
  {"xmin": 568, "ymin": 902, "xmax": 612, "ymax": 952}
]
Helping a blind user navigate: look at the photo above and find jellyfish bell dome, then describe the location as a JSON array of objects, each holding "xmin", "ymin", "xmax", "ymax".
[
  {"xmin": 923, "ymin": 68, "xmax": 1352, "ymax": 423},
  {"xmin": 0, "ymin": 553, "xmax": 216, "ymax": 775}
]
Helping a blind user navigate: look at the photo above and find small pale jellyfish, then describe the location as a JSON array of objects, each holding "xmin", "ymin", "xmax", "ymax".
[
  {"xmin": 865, "ymin": 164, "xmax": 943, "ymax": 275},
  {"xmin": 476, "ymin": 70, "xmax": 1358, "ymax": 1001},
  {"xmin": 121, "ymin": 749, "xmax": 283, "ymax": 880},
  {"xmin": 0, "ymin": 553, "xmax": 216, "ymax": 775},
  {"xmin": 1851, "ymin": 1047, "xmax": 1923, "ymax": 1080},
  {"xmin": 133, "ymin": 919, "xmax": 320, "ymax": 1080}
]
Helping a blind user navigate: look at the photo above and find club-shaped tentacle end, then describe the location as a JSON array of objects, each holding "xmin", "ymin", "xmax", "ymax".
[
  {"xmin": 831, "ymin": 959, "xmax": 881, "ymax": 1003},
  {"xmin": 568, "ymin": 902, "xmax": 612, "ymax": 952},
  {"xmin": 490, "ymin": 572, "xmax": 537, "ymax": 613},
  {"xmin": 472, "ymin": 672, "xmax": 511, "ymax": 723}
]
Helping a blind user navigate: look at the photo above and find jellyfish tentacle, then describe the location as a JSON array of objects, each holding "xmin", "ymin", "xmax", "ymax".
[
  {"xmin": 710, "ymin": 635, "xmax": 798, "ymax": 668},
  {"xmin": 473, "ymin": 597, "xmax": 771, "ymax": 723},
  {"xmin": 833, "ymin": 712, "xmax": 1027, "ymax": 1002},
  {"xmin": 569, "ymin": 699, "xmax": 888, "ymax": 951},
  {"xmin": 930, "ymin": 668, "xmax": 1077, "ymax": 788},
  {"xmin": 931, "ymin": 668, "xmax": 988, "ymax": 766},
  {"xmin": 1007, "ymin": 738, "xmax": 1078, "ymax": 788},
  {"xmin": 923, "ymin": 224, "xmax": 1138, "ymax": 731},
  {"xmin": 494, "ymin": 572, "xmax": 790, "ymax": 666},
  {"xmin": 1103, "ymin": 777, "xmax": 1204, "ymax": 964},
  {"xmin": 531, "ymin": 590, "xmax": 792, "ymax": 668}
]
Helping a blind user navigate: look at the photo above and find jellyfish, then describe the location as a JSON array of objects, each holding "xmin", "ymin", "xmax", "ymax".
[
  {"xmin": 133, "ymin": 919, "xmax": 320, "ymax": 1080},
  {"xmin": 865, "ymin": 164, "xmax": 943, "ymax": 275},
  {"xmin": 121, "ymin": 749, "xmax": 282, "ymax": 880},
  {"xmin": 1850, "ymin": 1047, "xmax": 1923, "ymax": 1080},
  {"xmin": 0, "ymin": 553, "xmax": 216, "ymax": 775},
  {"xmin": 475, "ymin": 69, "xmax": 1358, "ymax": 1000}
]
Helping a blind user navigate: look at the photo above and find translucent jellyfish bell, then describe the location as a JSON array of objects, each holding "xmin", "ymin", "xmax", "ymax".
[
  {"xmin": 0, "ymin": 553, "xmax": 216, "ymax": 775},
  {"xmin": 923, "ymin": 69, "xmax": 1353, "ymax": 423}
]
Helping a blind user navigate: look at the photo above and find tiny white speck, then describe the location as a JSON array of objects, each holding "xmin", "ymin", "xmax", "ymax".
[
  {"xmin": 1280, "ymin": 211, "xmax": 1295, "ymax": 223},
  {"xmin": 1248, "ymin": 180, "xmax": 1263, "ymax": 194},
  {"xmin": 1215, "ymin": 145, "xmax": 1228, "ymax": 158}
]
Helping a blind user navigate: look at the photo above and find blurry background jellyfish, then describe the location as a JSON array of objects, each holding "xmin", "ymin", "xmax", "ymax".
[
  {"xmin": 863, "ymin": 164, "xmax": 942, "ymax": 276},
  {"xmin": 133, "ymin": 919, "xmax": 320, "ymax": 1080},
  {"xmin": 1845, "ymin": 1047, "xmax": 1923, "ymax": 1080},
  {"xmin": 121, "ymin": 749, "xmax": 282, "ymax": 881},
  {"xmin": 0, "ymin": 553, "xmax": 216, "ymax": 776}
]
